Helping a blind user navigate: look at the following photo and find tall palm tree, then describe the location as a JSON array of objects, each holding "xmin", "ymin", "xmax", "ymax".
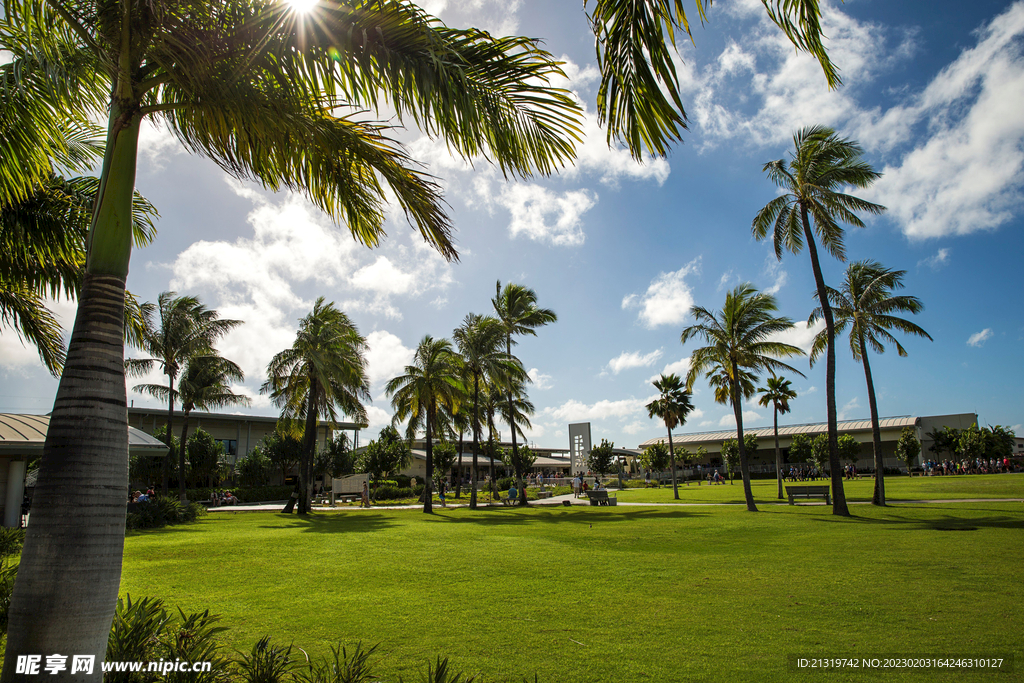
[
  {"xmin": 681, "ymin": 284, "xmax": 805, "ymax": 512},
  {"xmin": 386, "ymin": 335, "xmax": 462, "ymax": 514},
  {"xmin": 757, "ymin": 374, "xmax": 798, "ymax": 499},
  {"xmin": 2, "ymin": 0, "xmax": 586, "ymax": 665},
  {"xmin": 586, "ymin": 0, "xmax": 838, "ymax": 159},
  {"xmin": 129, "ymin": 293, "xmax": 241, "ymax": 500},
  {"xmin": 751, "ymin": 125, "xmax": 885, "ymax": 517},
  {"xmin": 453, "ymin": 314, "xmax": 524, "ymax": 510},
  {"xmin": 497, "ymin": 378, "xmax": 535, "ymax": 506},
  {"xmin": 645, "ymin": 373, "xmax": 694, "ymax": 499},
  {"xmin": 809, "ymin": 261, "xmax": 931, "ymax": 506},
  {"xmin": 262, "ymin": 298, "xmax": 370, "ymax": 516},
  {"xmin": 492, "ymin": 280, "xmax": 556, "ymax": 501}
]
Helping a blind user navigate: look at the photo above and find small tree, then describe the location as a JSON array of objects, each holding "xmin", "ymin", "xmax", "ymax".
[
  {"xmin": 502, "ymin": 443, "xmax": 537, "ymax": 506},
  {"xmin": 432, "ymin": 442, "xmax": 459, "ymax": 490},
  {"xmin": 983, "ymin": 425, "xmax": 1015, "ymax": 460},
  {"xmin": 263, "ymin": 432, "xmax": 304, "ymax": 485},
  {"xmin": 186, "ymin": 428, "xmax": 223, "ymax": 488},
  {"xmin": 315, "ymin": 433, "xmax": 356, "ymax": 483},
  {"xmin": 744, "ymin": 434, "xmax": 759, "ymax": 463},
  {"xmin": 811, "ymin": 434, "xmax": 830, "ymax": 474},
  {"xmin": 587, "ymin": 439, "xmax": 616, "ymax": 477},
  {"xmin": 236, "ymin": 448, "xmax": 272, "ymax": 488},
  {"xmin": 837, "ymin": 434, "xmax": 861, "ymax": 466},
  {"xmin": 721, "ymin": 440, "xmax": 739, "ymax": 483},
  {"xmin": 894, "ymin": 427, "xmax": 920, "ymax": 476},
  {"xmin": 927, "ymin": 427, "xmax": 959, "ymax": 459},
  {"xmin": 956, "ymin": 424, "xmax": 985, "ymax": 461},
  {"xmin": 359, "ymin": 426, "xmax": 412, "ymax": 500},
  {"xmin": 788, "ymin": 433, "xmax": 813, "ymax": 466},
  {"xmin": 639, "ymin": 443, "xmax": 670, "ymax": 482}
]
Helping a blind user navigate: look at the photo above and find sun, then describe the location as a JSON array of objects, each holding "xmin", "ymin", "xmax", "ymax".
[{"xmin": 287, "ymin": 0, "xmax": 318, "ymax": 13}]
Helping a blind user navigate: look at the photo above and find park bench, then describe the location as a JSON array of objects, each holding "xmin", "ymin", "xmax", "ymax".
[
  {"xmin": 785, "ymin": 485, "xmax": 831, "ymax": 505},
  {"xmin": 537, "ymin": 491, "xmax": 552, "ymax": 499},
  {"xmin": 585, "ymin": 490, "xmax": 617, "ymax": 506},
  {"xmin": 496, "ymin": 494, "xmax": 516, "ymax": 506}
]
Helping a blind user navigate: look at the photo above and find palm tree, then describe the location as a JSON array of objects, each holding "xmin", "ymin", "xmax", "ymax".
[
  {"xmin": 809, "ymin": 261, "xmax": 932, "ymax": 506},
  {"xmin": 751, "ymin": 126, "xmax": 885, "ymax": 517},
  {"xmin": 386, "ymin": 335, "xmax": 462, "ymax": 513},
  {"xmin": 586, "ymin": 0, "xmax": 838, "ymax": 159},
  {"xmin": 645, "ymin": 373, "xmax": 694, "ymax": 499},
  {"xmin": 681, "ymin": 284, "xmax": 805, "ymax": 512},
  {"xmin": 757, "ymin": 374, "xmax": 798, "ymax": 499},
  {"xmin": 262, "ymin": 298, "xmax": 370, "ymax": 516},
  {"xmin": 129, "ymin": 293, "xmax": 241, "ymax": 500},
  {"xmin": 3, "ymin": 0, "xmax": 585, "ymax": 663},
  {"xmin": 497, "ymin": 378, "xmax": 535, "ymax": 506},
  {"xmin": 492, "ymin": 280, "xmax": 556, "ymax": 502},
  {"xmin": 452, "ymin": 314, "xmax": 524, "ymax": 510}
]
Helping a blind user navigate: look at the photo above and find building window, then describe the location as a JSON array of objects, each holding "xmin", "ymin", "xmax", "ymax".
[{"xmin": 217, "ymin": 439, "xmax": 238, "ymax": 456}]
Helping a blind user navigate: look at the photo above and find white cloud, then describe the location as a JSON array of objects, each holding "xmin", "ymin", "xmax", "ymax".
[
  {"xmin": 622, "ymin": 420, "xmax": 650, "ymax": 435},
  {"xmin": 967, "ymin": 328, "xmax": 993, "ymax": 347},
  {"xmin": 918, "ymin": 248, "xmax": 951, "ymax": 270},
  {"xmin": 497, "ymin": 183, "xmax": 596, "ymax": 247},
  {"xmin": 365, "ymin": 331, "xmax": 415, "ymax": 391},
  {"xmin": 648, "ymin": 357, "xmax": 692, "ymax": 384},
  {"xmin": 542, "ymin": 396, "xmax": 654, "ymax": 424},
  {"xmin": 527, "ymin": 368, "xmax": 553, "ymax": 390},
  {"xmin": 768, "ymin": 319, "xmax": 823, "ymax": 359},
  {"xmin": 838, "ymin": 397, "xmax": 861, "ymax": 421},
  {"xmin": 138, "ymin": 118, "xmax": 184, "ymax": 168},
  {"xmin": 1010, "ymin": 423, "xmax": 1022, "ymax": 434},
  {"xmin": 0, "ymin": 298, "xmax": 75, "ymax": 374},
  {"xmin": 762, "ymin": 255, "xmax": 788, "ymax": 295},
  {"xmin": 622, "ymin": 258, "xmax": 701, "ymax": 328},
  {"xmin": 718, "ymin": 410, "xmax": 763, "ymax": 428},
  {"xmin": 804, "ymin": 385, "xmax": 818, "ymax": 395},
  {"xmin": 606, "ymin": 349, "xmax": 664, "ymax": 375}
]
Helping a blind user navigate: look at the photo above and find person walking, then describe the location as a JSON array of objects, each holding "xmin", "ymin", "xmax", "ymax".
[{"xmin": 360, "ymin": 481, "xmax": 371, "ymax": 508}]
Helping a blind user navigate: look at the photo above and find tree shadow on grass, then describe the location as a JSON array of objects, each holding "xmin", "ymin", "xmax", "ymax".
[
  {"xmin": 808, "ymin": 505, "xmax": 1024, "ymax": 532},
  {"xmin": 255, "ymin": 512, "xmax": 397, "ymax": 534},
  {"xmin": 424, "ymin": 507, "xmax": 707, "ymax": 526}
]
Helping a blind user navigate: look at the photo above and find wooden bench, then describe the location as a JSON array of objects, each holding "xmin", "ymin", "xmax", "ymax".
[
  {"xmin": 496, "ymin": 494, "xmax": 516, "ymax": 506},
  {"xmin": 785, "ymin": 485, "xmax": 831, "ymax": 505},
  {"xmin": 585, "ymin": 490, "xmax": 617, "ymax": 506},
  {"xmin": 537, "ymin": 491, "xmax": 552, "ymax": 499}
]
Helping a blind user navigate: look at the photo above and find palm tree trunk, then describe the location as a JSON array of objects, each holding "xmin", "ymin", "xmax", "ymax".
[
  {"xmin": 470, "ymin": 374, "xmax": 480, "ymax": 510},
  {"xmin": 731, "ymin": 359, "xmax": 758, "ymax": 512},
  {"xmin": 163, "ymin": 377, "xmax": 174, "ymax": 497},
  {"xmin": 179, "ymin": 413, "xmax": 191, "ymax": 502},
  {"xmin": 2, "ymin": 274, "xmax": 130, "ymax": 681},
  {"xmin": 299, "ymin": 385, "xmax": 319, "ymax": 515},
  {"xmin": 456, "ymin": 428, "xmax": 464, "ymax": 499},
  {"xmin": 860, "ymin": 337, "xmax": 886, "ymax": 505},
  {"xmin": 423, "ymin": 405, "xmax": 434, "ymax": 513},
  {"xmin": 486, "ymin": 414, "xmax": 497, "ymax": 498},
  {"xmin": 667, "ymin": 425, "xmax": 679, "ymax": 499},
  {"xmin": 774, "ymin": 405, "xmax": 783, "ymax": 499},
  {"xmin": 800, "ymin": 205, "xmax": 850, "ymax": 516}
]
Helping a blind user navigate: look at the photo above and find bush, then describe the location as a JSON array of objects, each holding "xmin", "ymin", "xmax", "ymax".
[
  {"xmin": 372, "ymin": 485, "xmax": 413, "ymax": 500},
  {"xmin": 496, "ymin": 476, "xmax": 515, "ymax": 491},
  {"xmin": 126, "ymin": 498, "xmax": 206, "ymax": 531}
]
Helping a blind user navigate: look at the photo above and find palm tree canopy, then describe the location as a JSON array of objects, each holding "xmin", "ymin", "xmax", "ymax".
[
  {"xmin": 586, "ymin": 0, "xmax": 840, "ymax": 159},
  {"xmin": 757, "ymin": 374, "xmax": 797, "ymax": 414},
  {"xmin": 681, "ymin": 283, "xmax": 807, "ymax": 393},
  {"xmin": 492, "ymin": 280, "xmax": 557, "ymax": 344},
  {"xmin": 808, "ymin": 260, "xmax": 933, "ymax": 365},
  {"xmin": 178, "ymin": 354, "xmax": 250, "ymax": 413},
  {"xmin": 708, "ymin": 364, "xmax": 758, "ymax": 405},
  {"xmin": 452, "ymin": 313, "xmax": 526, "ymax": 390},
  {"xmin": 646, "ymin": 373, "xmax": 693, "ymax": 430},
  {"xmin": 262, "ymin": 297, "xmax": 370, "ymax": 425},
  {"xmin": 751, "ymin": 126, "xmax": 885, "ymax": 262},
  {"xmin": 496, "ymin": 378, "xmax": 535, "ymax": 441},
  {"xmin": 2, "ymin": 0, "xmax": 586, "ymax": 264},
  {"xmin": 386, "ymin": 335, "xmax": 463, "ymax": 441}
]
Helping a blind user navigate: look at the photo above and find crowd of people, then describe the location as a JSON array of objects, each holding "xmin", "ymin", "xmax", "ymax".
[
  {"xmin": 207, "ymin": 490, "xmax": 239, "ymax": 506},
  {"xmin": 924, "ymin": 457, "xmax": 1015, "ymax": 475},
  {"xmin": 129, "ymin": 488, "xmax": 154, "ymax": 503}
]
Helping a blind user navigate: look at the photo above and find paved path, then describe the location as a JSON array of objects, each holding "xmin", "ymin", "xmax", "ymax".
[{"xmin": 207, "ymin": 492, "xmax": 1022, "ymax": 513}]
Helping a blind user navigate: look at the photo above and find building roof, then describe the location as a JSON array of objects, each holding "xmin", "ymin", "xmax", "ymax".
[
  {"xmin": 638, "ymin": 416, "xmax": 920, "ymax": 448},
  {"xmin": 127, "ymin": 406, "xmax": 367, "ymax": 430},
  {"xmin": 409, "ymin": 449, "xmax": 571, "ymax": 468},
  {"xmin": 0, "ymin": 413, "xmax": 170, "ymax": 455}
]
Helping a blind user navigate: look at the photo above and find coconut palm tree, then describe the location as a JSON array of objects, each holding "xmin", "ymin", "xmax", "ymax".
[
  {"xmin": 645, "ymin": 373, "xmax": 694, "ymax": 499},
  {"xmin": 453, "ymin": 314, "xmax": 524, "ymax": 510},
  {"xmin": 681, "ymin": 284, "xmax": 805, "ymax": 512},
  {"xmin": 386, "ymin": 335, "xmax": 462, "ymax": 513},
  {"xmin": 809, "ymin": 261, "xmax": 931, "ymax": 506},
  {"xmin": 492, "ymin": 281, "xmax": 555, "ymax": 503},
  {"xmin": 128, "ymin": 293, "xmax": 241, "ymax": 499},
  {"xmin": 757, "ymin": 374, "xmax": 798, "ymax": 499},
  {"xmin": 586, "ymin": 0, "xmax": 838, "ymax": 159},
  {"xmin": 262, "ymin": 298, "xmax": 370, "ymax": 516},
  {"xmin": 497, "ymin": 379, "xmax": 535, "ymax": 505},
  {"xmin": 2, "ymin": 0, "xmax": 587, "ymax": 664},
  {"xmin": 751, "ymin": 126, "xmax": 885, "ymax": 517}
]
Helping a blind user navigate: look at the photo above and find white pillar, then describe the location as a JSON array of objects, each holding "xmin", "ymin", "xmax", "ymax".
[{"xmin": 4, "ymin": 460, "xmax": 27, "ymax": 528}]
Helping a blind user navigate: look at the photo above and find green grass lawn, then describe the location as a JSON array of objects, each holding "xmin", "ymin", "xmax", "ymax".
[
  {"xmin": 612, "ymin": 473, "xmax": 1024, "ymax": 505},
  {"xmin": 120, "ymin": 499, "xmax": 1024, "ymax": 682}
]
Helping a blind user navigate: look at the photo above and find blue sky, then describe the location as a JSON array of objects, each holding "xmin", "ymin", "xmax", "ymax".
[{"xmin": 2, "ymin": 0, "xmax": 1022, "ymax": 449}]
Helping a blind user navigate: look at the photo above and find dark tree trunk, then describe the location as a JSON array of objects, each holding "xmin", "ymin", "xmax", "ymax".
[
  {"xmin": 732, "ymin": 359, "xmax": 758, "ymax": 512},
  {"xmin": 667, "ymin": 424, "xmax": 679, "ymax": 499},
  {"xmin": 456, "ymin": 428, "xmax": 464, "ymax": 499},
  {"xmin": 774, "ymin": 405, "xmax": 783, "ymax": 499},
  {"xmin": 179, "ymin": 412, "xmax": 191, "ymax": 501},
  {"xmin": 423, "ymin": 406, "xmax": 434, "ymax": 513},
  {"xmin": 298, "ymin": 385, "xmax": 319, "ymax": 515},
  {"xmin": 163, "ymin": 377, "xmax": 174, "ymax": 497},
  {"xmin": 860, "ymin": 337, "xmax": 886, "ymax": 505},
  {"xmin": 801, "ymin": 204, "xmax": 850, "ymax": 516},
  {"xmin": 2, "ymin": 275, "xmax": 129, "ymax": 681},
  {"xmin": 470, "ymin": 374, "xmax": 480, "ymax": 510}
]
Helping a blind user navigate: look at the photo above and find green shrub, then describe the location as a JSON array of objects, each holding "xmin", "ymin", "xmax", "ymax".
[
  {"xmin": 126, "ymin": 499, "xmax": 206, "ymax": 531},
  {"xmin": 372, "ymin": 485, "xmax": 412, "ymax": 500},
  {"xmin": 235, "ymin": 636, "xmax": 296, "ymax": 683},
  {"xmin": 0, "ymin": 528, "xmax": 25, "ymax": 559},
  {"xmin": 106, "ymin": 595, "xmax": 171, "ymax": 682},
  {"xmin": 496, "ymin": 477, "xmax": 515, "ymax": 491},
  {"xmin": 294, "ymin": 643, "xmax": 378, "ymax": 683}
]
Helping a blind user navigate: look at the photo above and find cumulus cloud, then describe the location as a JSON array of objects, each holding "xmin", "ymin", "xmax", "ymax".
[
  {"xmin": 365, "ymin": 331, "xmax": 415, "ymax": 392},
  {"xmin": 647, "ymin": 357, "xmax": 692, "ymax": 385},
  {"xmin": 528, "ymin": 368, "xmax": 553, "ymax": 390},
  {"xmin": 918, "ymin": 248, "xmax": 951, "ymax": 270},
  {"xmin": 497, "ymin": 184, "xmax": 596, "ymax": 247},
  {"xmin": 768, "ymin": 320, "xmax": 824, "ymax": 358},
  {"xmin": 838, "ymin": 397, "xmax": 861, "ymax": 421},
  {"xmin": 0, "ymin": 297, "xmax": 76, "ymax": 374},
  {"xmin": 967, "ymin": 328, "xmax": 993, "ymax": 347},
  {"xmin": 605, "ymin": 349, "xmax": 664, "ymax": 375},
  {"xmin": 542, "ymin": 396, "xmax": 654, "ymax": 424},
  {"xmin": 718, "ymin": 410, "xmax": 764, "ymax": 428},
  {"xmin": 622, "ymin": 258, "xmax": 701, "ymax": 328}
]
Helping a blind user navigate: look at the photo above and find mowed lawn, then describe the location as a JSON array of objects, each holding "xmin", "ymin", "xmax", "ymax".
[
  {"xmin": 613, "ymin": 473, "xmax": 1024, "ymax": 504},
  {"xmin": 121, "ymin": 501, "xmax": 1024, "ymax": 683}
]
